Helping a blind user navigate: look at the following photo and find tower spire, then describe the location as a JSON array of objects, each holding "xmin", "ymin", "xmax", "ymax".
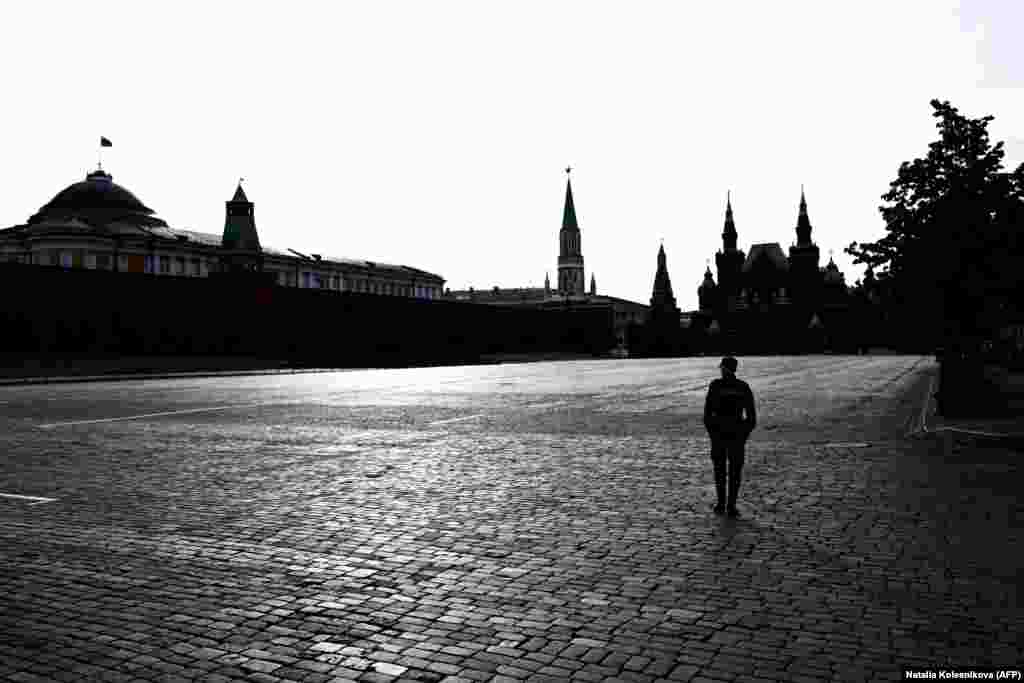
[
  {"xmin": 651, "ymin": 243, "xmax": 676, "ymax": 304},
  {"xmin": 722, "ymin": 191, "xmax": 737, "ymax": 251},
  {"xmin": 557, "ymin": 167, "xmax": 585, "ymax": 295},
  {"xmin": 562, "ymin": 168, "xmax": 578, "ymax": 231},
  {"xmin": 796, "ymin": 185, "xmax": 813, "ymax": 246},
  {"xmin": 232, "ymin": 178, "xmax": 248, "ymax": 203}
]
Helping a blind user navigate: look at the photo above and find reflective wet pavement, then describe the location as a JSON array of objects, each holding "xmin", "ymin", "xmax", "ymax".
[{"xmin": 0, "ymin": 356, "xmax": 1019, "ymax": 682}]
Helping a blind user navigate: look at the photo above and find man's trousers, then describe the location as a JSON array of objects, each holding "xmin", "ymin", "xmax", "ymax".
[{"xmin": 710, "ymin": 436, "xmax": 747, "ymax": 508}]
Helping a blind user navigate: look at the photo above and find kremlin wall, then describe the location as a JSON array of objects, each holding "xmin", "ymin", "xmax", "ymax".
[
  {"xmin": 0, "ymin": 159, "xmax": 879, "ymax": 367},
  {"xmin": 0, "ymin": 166, "xmax": 613, "ymax": 367}
]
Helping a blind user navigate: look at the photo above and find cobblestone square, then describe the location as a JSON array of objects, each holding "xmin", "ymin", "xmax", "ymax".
[{"xmin": 0, "ymin": 356, "xmax": 1020, "ymax": 682}]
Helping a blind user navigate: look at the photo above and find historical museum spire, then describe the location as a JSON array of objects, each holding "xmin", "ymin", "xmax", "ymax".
[
  {"xmin": 557, "ymin": 167, "xmax": 585, "ymax": 296},
  {"xmin": 795, "ymin": 184, "xmax": 814, "ymax": 246},
  {"xmin": 722, "ymin": 191, "xmax": 738, "ymax": 252}
]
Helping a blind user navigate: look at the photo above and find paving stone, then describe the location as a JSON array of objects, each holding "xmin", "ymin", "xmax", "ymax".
[{"xmin": 0, "ymin": 358, "xmax": 1019, "ymax": 681}]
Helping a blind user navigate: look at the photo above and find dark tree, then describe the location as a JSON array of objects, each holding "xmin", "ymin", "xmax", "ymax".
[{"xmin": 846, "ymin": 99, "xmax": 1024, "ymax": 350}]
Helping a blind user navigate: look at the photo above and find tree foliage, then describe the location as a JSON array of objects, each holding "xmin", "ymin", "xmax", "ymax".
[{"xmin": 846, "ymin": 100, "xmax": 1024, "ymax": 343}]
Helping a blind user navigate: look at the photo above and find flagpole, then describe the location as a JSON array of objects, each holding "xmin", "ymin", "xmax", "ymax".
[{"xmin": 98, "ymin": 137, "xmax": 112, "ymax": 170}]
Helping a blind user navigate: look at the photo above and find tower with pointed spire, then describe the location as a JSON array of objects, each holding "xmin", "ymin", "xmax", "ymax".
[
  {"xmin": 557, "ymin": 168, "xmax": 585, "ymax": 297},
  {"xmin": 795, "ymin": 185, "xmax": 814, "ymax": 247},
  {"xmin": 788, "ymin": 185, "xmax": 821, "ymax": 304},
  {"xmin": 714, "ymin": 192, "xmax": 745, "ymax": 310},
  {"xmin": 692, "ymin": 185, "xmax": 859, "ymax": 354},
  {"xmin": 722, "ymin": 190, "xmax": 738, "ymax": 251},
  {"xmin": 641, "ymin": 242, "xmax": 681, "ymax": 354},
  {"xmin": 650, "ymin": 243, "xmax": 679, "ymax": 314},
  {"xmin": 220, "ymin": 180, "xmax": 264, "ymax": 274},
  {"xmin": 589, "ymin": 273, "xmax": 596, "ymax": 296}
]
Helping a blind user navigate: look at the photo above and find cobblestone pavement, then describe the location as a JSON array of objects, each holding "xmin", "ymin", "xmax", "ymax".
[{"xmin": 0, "ymin": 356, "xmax": 1019, "ymax": 682}]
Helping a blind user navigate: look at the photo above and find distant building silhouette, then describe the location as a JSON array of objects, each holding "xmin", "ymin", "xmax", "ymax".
[
  {"xmin": 558, "ymin": 174, "xmax": 585, "ymax": 296},
  {"xmin": 649, "ymin": 243, "xmax": 680, "ymax": 321},
  {"xmin": 220, "ymin": 183, "xmax": 263, "ymax": 274},
  {"xmin": 0, "ymin": 166, "xmax": 445, "ymax": 297},
  {"xmin": 691, "ymin": 189, "xmax": 857, "ymax": 352},
  {"xmin": 444, "ymin": 170, "xmax": 647, "ymax": 350},
  {"xmin": 631, "ymin": 243, "xmax": 684, "ymax": 356}
]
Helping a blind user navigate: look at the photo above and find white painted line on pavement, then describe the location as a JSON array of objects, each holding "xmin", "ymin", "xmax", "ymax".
[
  {"xmin": 918, "ymin": 373, "xmax": 936, "ymax": 433},
  {"xmin": 0, "ymin": 492, "xmax": 57, "ymax": 504},
  {"xmin": 427, "ymin": 413, "xmax": 487, "ymax": 426},
  {"xmin": 823, "ymin": 443, "xmax": 871, "ymax": 448},
  {"xmin": 930, "ymin": 426, "xmax": 1019, "ymax": 439},
  {"xmin": 37, "ymin": 401, "xmax": 278, "ymax": 429}
]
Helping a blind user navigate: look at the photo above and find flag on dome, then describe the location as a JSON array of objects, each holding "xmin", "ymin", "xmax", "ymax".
[{"xmin": 100, "ymin": 137, "xmax": 112, "ymax": 147}]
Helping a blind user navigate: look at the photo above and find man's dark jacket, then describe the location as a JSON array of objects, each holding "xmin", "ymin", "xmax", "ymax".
[{"xmin": 704, "ymin": 376, "xmax": 756, "ymax": 440}]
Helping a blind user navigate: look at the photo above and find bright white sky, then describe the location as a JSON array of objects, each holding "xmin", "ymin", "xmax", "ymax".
[{"xmin": 2, "ymin": 1, "xmax": 1022, "ymax": 310}]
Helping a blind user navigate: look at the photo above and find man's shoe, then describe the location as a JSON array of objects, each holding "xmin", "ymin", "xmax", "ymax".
[
  {"xmin": 712, "ymin": 503, "xmax": 725, "ymax": 514},
  {"xmin": 726, "ymin": 506, "xmax": 741, "ymax": 518}
]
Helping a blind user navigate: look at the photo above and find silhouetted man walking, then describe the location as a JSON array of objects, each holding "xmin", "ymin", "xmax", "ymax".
[{"xmin": 704, "ymin": 356, "xmax": 756, "ymax": 517}]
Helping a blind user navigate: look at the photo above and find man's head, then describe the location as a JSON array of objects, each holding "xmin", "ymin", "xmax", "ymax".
[{"xmin": 719, "ymin": 356, "xmax": 738, "ymax": 378}]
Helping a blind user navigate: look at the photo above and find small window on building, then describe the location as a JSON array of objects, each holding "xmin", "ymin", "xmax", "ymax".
[
  {"xmin": 60, "ymin": 251, "xmax": 72, "ymax": 268},
  {"xmin": 190, "ymin": 258, "xmax": 201, "ymax": 276},
  {"xmin": 302, "ymin": 272, "xmax": 311, "ymax": 288},
  {"xmin": 159, "ymin": 255, "xmax": 170, "ymax": 274},
  {"xmin": 175, "ymin": 256, "xmax": 185, "ymax": 275},
  {"xmin": 145, "ymin": 255, "xmax": 154, "ymax": 273}
]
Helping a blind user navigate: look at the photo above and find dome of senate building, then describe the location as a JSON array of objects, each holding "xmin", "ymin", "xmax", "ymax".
[{"xmin": 27, "ymin": 168, "xmax": 164, "ymax": 225}]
